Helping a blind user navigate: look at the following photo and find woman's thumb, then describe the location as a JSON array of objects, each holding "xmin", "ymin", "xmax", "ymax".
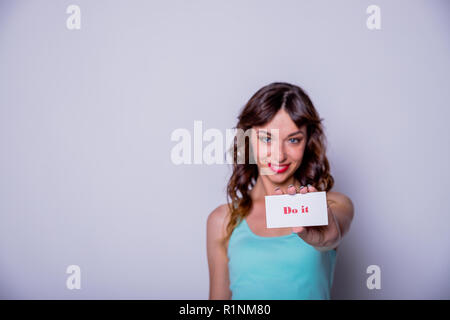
[{"xmin": 292, "ymin": 226, "xmax": 306, "ymax": 235}]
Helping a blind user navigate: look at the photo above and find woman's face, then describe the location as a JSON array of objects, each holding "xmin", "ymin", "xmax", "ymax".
[{"xmin": 250, "ymin": 108, "xmax": 307, "ymax": 183}]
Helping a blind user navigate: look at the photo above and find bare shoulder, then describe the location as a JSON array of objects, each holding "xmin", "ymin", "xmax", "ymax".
[{"xmin": 207, "ymin": 204, "xmax": 232, "ymax": 239}]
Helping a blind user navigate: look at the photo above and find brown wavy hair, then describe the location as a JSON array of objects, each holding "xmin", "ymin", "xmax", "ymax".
[{"xmin": 222, "ymin": 82, "xmax": 334, "ymax": 247}]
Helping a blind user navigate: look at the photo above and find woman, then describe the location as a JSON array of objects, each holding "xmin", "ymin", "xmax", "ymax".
[{"xmin": 206, "ymin": 82, "xmax": 354, "ymax": 300}]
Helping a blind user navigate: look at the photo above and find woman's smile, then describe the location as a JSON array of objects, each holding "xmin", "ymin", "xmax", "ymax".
[{"xmin": 268, "ymin": 162, "xmax": 290, "ymax": 173}]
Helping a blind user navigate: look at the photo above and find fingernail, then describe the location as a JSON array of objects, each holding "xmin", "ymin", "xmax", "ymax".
[
  {"xmin": 288, "ymin": 184, "xmax": 294, "ymax": 188},
  {"xmin": 274, "ymin": 186, "xmax": 280, "ymax": 191},
  {"xmin": 300, "ymin": 185, "xmax": 305, "ymax": 189}
]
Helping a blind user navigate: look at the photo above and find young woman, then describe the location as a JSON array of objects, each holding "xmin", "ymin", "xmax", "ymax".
[{"xmin": 206, "ymin": 82, "xmax": 354, "ymax": 300}]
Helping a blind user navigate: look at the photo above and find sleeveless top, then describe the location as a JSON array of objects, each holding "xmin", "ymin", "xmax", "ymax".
[{"xmin": 227, "ymin": 217, "xmax": 337, "ymax": 300}]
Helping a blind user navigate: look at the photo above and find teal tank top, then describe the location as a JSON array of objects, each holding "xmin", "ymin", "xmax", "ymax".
[{"xmin": 227, "ymin": 217, "xmax": 337, "ymax": 300}]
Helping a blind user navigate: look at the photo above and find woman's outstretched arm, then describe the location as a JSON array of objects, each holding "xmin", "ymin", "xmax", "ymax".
[
  {"xmin": 326, "ymin": 191, "xmax": 354, "ymax": 239},
  {"xmin": 291, "ymin": 187, "xmax": 355, "ymax": 251}
]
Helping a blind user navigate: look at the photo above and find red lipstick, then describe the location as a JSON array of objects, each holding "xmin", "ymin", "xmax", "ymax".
[{"xmin": 268, "ymin": 162, "xmax": 290, "ymax": 173}]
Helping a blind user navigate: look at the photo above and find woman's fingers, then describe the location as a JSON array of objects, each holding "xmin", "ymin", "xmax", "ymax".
[
  {"xmin": 274, "ymin": 185, "xmax": 296, "ymax": 195},
  {"xmin": 275, "ymin": 183, "xmax": 317, "ymax": 195},
  {"xmin": 293, "ymin": 225, "xmax": 324, "ymax": 246},
  {"xmin": 299, "ymin": 185, "xmax": 308, "ymax": 194},
  {"xmin": 287, "ymin": 184, "xmax": 297, "ymax": 195},
  {"xmin": 273, "ymin": 187, "xmax": 284, "ymax": 195},
  {"xmin": 299, "ymin": 184, "xmax": 318, "ymax": 194},
  {"xmin": 292, "ymin": 226, "xmax": 306, "ymax": 234},
  {"xmin": 274, "ymin": 184, "xmax": 317, "ymax": 195}
]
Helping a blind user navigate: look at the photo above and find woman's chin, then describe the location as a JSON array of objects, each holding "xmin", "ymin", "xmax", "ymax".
[
  {"xmin": 266, "ymin": 171, "xmax": 293, "ymax": 184},
  {"xmin": 258, "ymin": 165, "xmax": 296, "ymax": 181}
]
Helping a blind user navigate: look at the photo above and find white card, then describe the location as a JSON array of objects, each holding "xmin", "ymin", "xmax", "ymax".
[{"xmin": 264, "ymin": 191, "xmax": 328, "ymax": 228}]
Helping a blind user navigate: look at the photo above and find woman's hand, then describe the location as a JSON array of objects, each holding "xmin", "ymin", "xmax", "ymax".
[{"xmin": 274, "ymin": 184, "xmax": 342, "ymax": 251}]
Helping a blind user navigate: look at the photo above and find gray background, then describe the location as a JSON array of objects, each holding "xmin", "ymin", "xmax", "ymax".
[{"xmin": 0, "ymin": 0, "xmax": 449, "ymax": 299}]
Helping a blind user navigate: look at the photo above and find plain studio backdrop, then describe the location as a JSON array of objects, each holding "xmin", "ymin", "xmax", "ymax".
[{"xmin": 0, "ymin": 0, "xmax": 449, "ymax": 299}]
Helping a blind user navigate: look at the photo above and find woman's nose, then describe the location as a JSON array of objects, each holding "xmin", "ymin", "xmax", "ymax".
[{"xmin": 270, "ymin": 141, "xmax": 287, "ymax": 163}]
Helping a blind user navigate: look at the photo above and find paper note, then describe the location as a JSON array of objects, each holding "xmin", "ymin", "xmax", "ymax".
[{"xmin": 264, "ymin": 191, "xmax": 329, "ymax": 228}]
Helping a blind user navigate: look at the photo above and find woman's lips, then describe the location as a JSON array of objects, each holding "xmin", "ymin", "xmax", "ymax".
[{"xmin": 268, "ymin": 162, "xmax": 290, "ymax": 173}]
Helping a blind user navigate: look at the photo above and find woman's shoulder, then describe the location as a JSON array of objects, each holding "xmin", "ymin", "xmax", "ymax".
[
  {"xmin": 207, "ymin": 203, "xmax": 232, "ymax": 237},
  {"xmin": 208, "ymin": 203, "xmax": 231, "ymax": 220}
]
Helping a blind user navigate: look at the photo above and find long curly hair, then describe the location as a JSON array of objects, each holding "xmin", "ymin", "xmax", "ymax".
[{"xmin": 222, "ymin": 82, "xmax": 334, "ymax": 247}]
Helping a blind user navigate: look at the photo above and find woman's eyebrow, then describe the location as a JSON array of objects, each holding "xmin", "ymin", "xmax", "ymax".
[
  {"xmin": 256, "ymin": 129, "xmax": 270, "ymax": 135},
  {"xmin": 257, "ymin": 129, "xmax": 304, "ymax": 137},
  {"xmin": 287, "ymin": 130, "xmax": 304, "ymax": 137}
]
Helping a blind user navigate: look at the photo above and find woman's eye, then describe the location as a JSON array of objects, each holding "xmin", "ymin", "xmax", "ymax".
[
  {"xmin": 260, "ymin": 136, "xmax": 271, "ymax": 143},
  {"xmin": 289, "ymin": 138, "xmax": 301, "ymax": 143}
]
